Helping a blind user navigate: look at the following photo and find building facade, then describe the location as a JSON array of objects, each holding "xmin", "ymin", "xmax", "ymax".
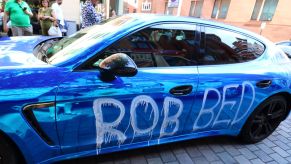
[
  {"xmin": 124, "ymin": 0, "xmax": 291, "ymax": 26},
  {"xmin": 124, "ymin": 0, "xmax": 291, "ymax": 41},
  {"xmin": 1, "ymin": 0, "xmax": 290, "ymax": 41}
]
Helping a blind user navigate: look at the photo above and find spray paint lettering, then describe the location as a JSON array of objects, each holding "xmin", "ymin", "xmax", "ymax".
[
  {"xmin": 93, "ymin": 81, "xmax": 255, "ymax": 151},
  {"xmin": 130, "ymin": 95, "xmax": 159, "ymax": 138},
  {"xmin": 160, "ymin": 97, "xmax": 183, "ymax": 138},
  {"xmin": 193, "ymin": 81, "xmax": 255, "ymax": 130},
  {"xmin": 93, "ymin": 98, "xmax": 126, "ymax": 153},
  {"xmin": 93, "ymin": 96, "xmax": 183, "ymax": 151}
]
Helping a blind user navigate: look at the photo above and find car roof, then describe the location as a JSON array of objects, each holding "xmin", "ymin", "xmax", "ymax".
[
  {"xmin": 55, "ymin": 14, "xmax": 273, "ymax": 68},
  {"xmin": 124, "ymin": 14, "xmax": 270, "ymax": 42}
]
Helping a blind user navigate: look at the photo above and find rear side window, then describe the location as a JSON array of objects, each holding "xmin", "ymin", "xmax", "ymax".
[{"xmin": 199, "ymin": 27, "xmax": 265, "ymax": 65}]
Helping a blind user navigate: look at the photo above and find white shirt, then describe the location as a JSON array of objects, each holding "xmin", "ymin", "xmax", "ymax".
[
  {"xmin": 51, "ymin": 2, "xmax": 65, "ymax": 26},
  {"xmin": 0, "ymin": 12, "xmax": 3, "ymax": 26}
]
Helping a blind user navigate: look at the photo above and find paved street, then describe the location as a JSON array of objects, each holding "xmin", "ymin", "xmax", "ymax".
[{"xmin": 61, "ymin": 115, "xmax": 291, "ymax": 164}]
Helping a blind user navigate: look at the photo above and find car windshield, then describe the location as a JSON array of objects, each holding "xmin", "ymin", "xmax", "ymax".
[{"xmin": 47, "ymin": 15, "xmax": 136, "ymax": 65}]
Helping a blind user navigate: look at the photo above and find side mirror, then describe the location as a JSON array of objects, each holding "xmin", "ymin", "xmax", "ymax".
[{"xmin": 98, "ymin": 53, "xmax": 138, "ymax": 81}]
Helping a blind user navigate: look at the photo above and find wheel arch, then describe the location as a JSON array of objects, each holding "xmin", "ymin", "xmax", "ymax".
[
  {"xmin": 257, "ymin": 92, "xmax": 291, "ymax": 119},
  {"xmin": 0, "ymin": 129, "xmax": 26, "ymax": 163},
  {"xmin": 238, "ymin": 91, "xmax": 291, "ymax": 134},
  {"xmin": 0, "ymin": 113, "xmax": 61, "ymax": 163},
  {"xmin": 253, "ymin": 92, "xmax": 291, "ymax": 120},
  {"xmin": 276, "ymin": 92, "xmax": 291, "ymax": 119},
  {"xmin": 238, "ymin": 92, "xmax": 290, "ymax": 143}
]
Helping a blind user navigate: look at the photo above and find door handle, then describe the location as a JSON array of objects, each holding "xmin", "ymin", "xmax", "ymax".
[
  {"xmin": 256, "ymin": 80, "xmax": 272, "ymax": 88},
  {"xmin": 170, "ymin": 85, "xmax": 193, "ymax": 96}
]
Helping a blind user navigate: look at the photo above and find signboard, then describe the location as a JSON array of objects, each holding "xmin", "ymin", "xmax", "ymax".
[{"xmin": 168, "ymin": 0, "xmax": 179, "ymax": 8}]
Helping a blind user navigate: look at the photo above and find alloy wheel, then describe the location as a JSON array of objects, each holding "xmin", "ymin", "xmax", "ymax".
[{"xmin": 249, "ymin": 99, "xmax": 286, "ymax": 141}]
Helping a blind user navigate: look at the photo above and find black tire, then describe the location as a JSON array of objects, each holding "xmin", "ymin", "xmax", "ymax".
[
  {"xmin": 239, "ymin": 95, "xmax": 288, "ymax": 144},
  {"xmin": 0, "ymin": 133, "xmax": 21, "ymax": 164}
]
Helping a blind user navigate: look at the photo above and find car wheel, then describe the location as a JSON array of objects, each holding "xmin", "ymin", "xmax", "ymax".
[
  {"xmin": 0, "ymin": 134, "xmax": 21, "ymax": 164},
  {"xmin": 239, "ymin": 95, "xmax": 288, "ymax": 144}
]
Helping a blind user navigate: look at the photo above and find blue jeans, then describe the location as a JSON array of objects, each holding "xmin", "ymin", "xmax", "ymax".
[
  {"xmin": 11, "ymin": 26, "xmax": 33, "ymax": 36},
  {"xmin": 57, "ymin": 20, "xmax": 66, "ymax": 36}
]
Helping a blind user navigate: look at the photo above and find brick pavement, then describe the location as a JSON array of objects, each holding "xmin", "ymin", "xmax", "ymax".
[{"xmin": 62, "ymin": 115, "xmax": 291, "ymax": 164}]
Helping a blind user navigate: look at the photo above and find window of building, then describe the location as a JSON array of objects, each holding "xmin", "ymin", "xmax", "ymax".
[
  {"xmin": 124, "ymin": 8, "xmax": 129, "ymax": 14},
  {"xmin": 96, "ymin": 24, "xmax": 199, "ymax": 68},
  {"xmin": 164, "ymin": 2, "xmax": 174, "ymax": 15},
  {"xmin": 142, "ymin": 1, "xmax": 152, "ymax": 11},
  {"xmin": 251, "ymin": 0, "xmax": 263, "ymax": 20},
  {"xmin": 189, "ymin": 0, "xmax": 204, "ymax": 18},
  {"xmin": 200, "ymin": 27, "xmax": 265, "ymax": 65},
  {"xmin": 251, "ymin": 0, "xmax": 279, "ymax": 21},
  {"xmin": 260, "ymin": 0, "xmax": 279, "ymax": 21},
  {"xmin": 164, "ymin": 2, "xmax": 168, "ymax": 14},
  {"xmin": 211, "ymin": 0, "xmax": 231, "ymax": 19}
]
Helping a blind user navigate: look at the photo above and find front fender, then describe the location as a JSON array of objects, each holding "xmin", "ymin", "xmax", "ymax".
[{"xmin": 0, "ymin": 110, "xmax": 61, "ymax": 163}]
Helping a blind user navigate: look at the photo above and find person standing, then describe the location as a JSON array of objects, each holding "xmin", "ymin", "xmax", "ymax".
[
  {"xmin": 38, "ymin": 0, "xmax": 56, "ymax": 36},
  {"xmin": 0, "ymin": 9, "xmax": 3, "ymax": 33},
  {"xmin": 110, "ymin": 9, "xmax": 116, "ymax": 18},
  {"xmin": 81, "ymin": 0, "xmax": 101, "ymax": 29},
  {"xmin": 3, "ymin": 0, "xmax": 33, "ymax": 36},
  {"xmin": 51, "ymin": 0, "xmax": 65, "ymax": 34}
]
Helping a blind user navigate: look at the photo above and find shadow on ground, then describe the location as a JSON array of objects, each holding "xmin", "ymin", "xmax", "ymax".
[{"xmin": 59, "ymin": 136, "xmax": 240, "ymax": 164}]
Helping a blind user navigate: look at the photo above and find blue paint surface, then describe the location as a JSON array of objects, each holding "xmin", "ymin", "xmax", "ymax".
[{"xmin": 0, "ymin": 14, "xmax": 291, "ymax": 163}]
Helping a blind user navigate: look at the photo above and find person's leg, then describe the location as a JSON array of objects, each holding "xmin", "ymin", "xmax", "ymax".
[
  {"xmin": 11, "ymin": 26, "xmax": 22, "ymax": 36},
  {"xmin": 23, "ymin": 26, "xmax": 33, "ymax": 36},
  {"xmin": 57, "ymin": 20, "xmax": 65, "ymax": 36},
  {"xmin": 43, "ymin": 24, "xmax": 51, "ymax": 36},
  {"xmin": 41, "ymin": 27, "xmax": 46, "ymax": 35},
  {"xmin": 7, "ymin": 28, "xmax": 13, "ymax": 37}
]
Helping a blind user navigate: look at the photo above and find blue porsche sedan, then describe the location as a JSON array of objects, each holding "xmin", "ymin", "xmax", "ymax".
[{"xmin": 0, "ymin": 14, "xmax": 291, "ymax": 163}]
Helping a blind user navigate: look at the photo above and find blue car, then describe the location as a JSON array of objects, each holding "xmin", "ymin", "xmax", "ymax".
[{"xmin": 1, "ymin": 14, "xmax": 291, "ymax": 163}]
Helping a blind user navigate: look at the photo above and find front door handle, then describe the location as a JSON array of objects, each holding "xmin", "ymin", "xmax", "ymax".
[
  {"xmin": 256, "ymin": 80, "xmax": 272, "ymax": 88},
  {"xmin": 170, "ymin": 85, "xmax": 193, "ymax": 96}
]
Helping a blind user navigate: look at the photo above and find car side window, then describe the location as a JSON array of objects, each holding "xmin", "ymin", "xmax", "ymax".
[
  {"xmin": 96, "ymin": 24, "xmax": 199, "ymax": 68},
  {"xmin": 199, "ymin": 27, "xmax": 265, "ymax": 65}
]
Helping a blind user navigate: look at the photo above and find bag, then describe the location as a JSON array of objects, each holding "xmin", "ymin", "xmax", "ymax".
[
  {"xmin": 48, "ymin": 26, "xmax": 62, "ymax": 36},
  {"xmin": 7, "ymin": 21, "xmax": 11, "ymax": 28}
]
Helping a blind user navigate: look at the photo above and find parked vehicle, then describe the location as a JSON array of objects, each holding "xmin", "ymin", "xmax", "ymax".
[
  {"xmin": 276, "ymin": 41, "xmax": 291, "ymax": 58},
  {"xmin": 276, "ymin": 40, "xmax": 291, "ymax": 46},
  {"xmin": 0, "ymin": 14, "xmax": 291, "ymax": 163}
]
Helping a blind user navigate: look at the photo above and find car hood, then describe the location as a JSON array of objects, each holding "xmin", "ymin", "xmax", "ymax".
[{"xmin": 0, "ymin": 36, "xmax": 51, "ymax": 67}]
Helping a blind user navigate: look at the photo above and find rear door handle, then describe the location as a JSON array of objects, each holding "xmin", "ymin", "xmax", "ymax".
[
  {"xmin": 256, "ymin": 80, "xmax": 272, "ymax": 88},
  {"xmin": 170, "ymin": 85, "xmax": 193, "ymax": 96}
]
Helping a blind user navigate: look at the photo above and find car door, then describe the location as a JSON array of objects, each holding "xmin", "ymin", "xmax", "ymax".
[
  {"xmin": 55, "ymin": 23, "xmax": 200, "ymax": 154},
  {"xmin": 185, "ymin": 25, "xmax": 266, "ymax": 134}
]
